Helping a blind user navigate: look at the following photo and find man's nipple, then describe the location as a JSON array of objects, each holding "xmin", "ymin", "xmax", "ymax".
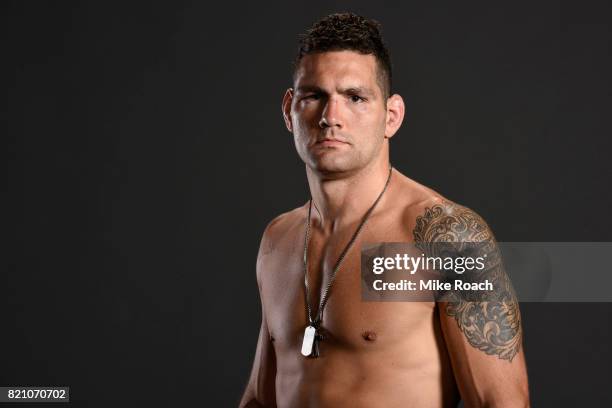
[{"xmin": 362, "ymin": 330, "xmax": 377, "ymax": 342}]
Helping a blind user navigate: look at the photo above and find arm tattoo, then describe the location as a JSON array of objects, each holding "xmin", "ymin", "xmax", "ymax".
[{"xmin": 413, "ymin": 203, "xmax": 522, "ymax": 361}]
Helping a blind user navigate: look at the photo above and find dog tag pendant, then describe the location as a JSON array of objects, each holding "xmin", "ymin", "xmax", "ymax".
[{"xmin": 301, "ymin": 325, "xmax": 316, "ymax": 356}]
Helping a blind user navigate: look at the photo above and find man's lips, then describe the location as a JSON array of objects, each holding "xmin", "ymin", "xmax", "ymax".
[{"xmin": 314, "ymin": 138, "xmax": 349, "ymax": 147}]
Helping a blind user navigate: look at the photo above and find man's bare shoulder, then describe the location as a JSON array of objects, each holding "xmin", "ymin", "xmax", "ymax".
[
  {"xmin": 261, "ymin": 204, "xmax": 307, "ymax": 246},
  {"xmin": 256, "ymin": 204, "xmax": 305, "ymax": 259},
  {"xmin": 391, "ymin": 169, "xmax": 492, "ymax": 240},
  {"xmin": 255, "ymin": 204, "xmax": 308, "ymax": 285}
]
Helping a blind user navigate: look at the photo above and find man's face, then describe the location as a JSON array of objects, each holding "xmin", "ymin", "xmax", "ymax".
[{"xmin": 286, "ymin": 51, "xmax": 389, "ymax": 175}]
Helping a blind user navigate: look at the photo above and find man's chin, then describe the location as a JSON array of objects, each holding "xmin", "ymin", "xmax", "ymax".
[{"xmin": 308, "ymin": 156, "xmax": 358, "ymax": 178}]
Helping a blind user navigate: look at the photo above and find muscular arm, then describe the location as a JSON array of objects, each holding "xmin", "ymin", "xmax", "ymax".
[
  {"xmin": 239, "ymin": 316, "xmax": 277, "ymax": 408},
  {"xmin": 414, "ymin": 203, "xmax": 529, "ymax": 407},
  {"xmin": 239, "ymin": 227, "xmax": 278, "ymax": 408}
]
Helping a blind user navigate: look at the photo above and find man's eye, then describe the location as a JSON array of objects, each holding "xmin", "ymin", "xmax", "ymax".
[
  {"xmin": 304, "ymin": 94, "xmax": 320, "ymax": 100},
  {"xmin": 349, "ymin": 95, "xmax": 365, "ymax": 103}
]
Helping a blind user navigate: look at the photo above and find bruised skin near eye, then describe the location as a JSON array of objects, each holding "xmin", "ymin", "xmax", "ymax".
[{"xmin": 413, "ymin": 203, "xmax": 522, "ymax": 361}]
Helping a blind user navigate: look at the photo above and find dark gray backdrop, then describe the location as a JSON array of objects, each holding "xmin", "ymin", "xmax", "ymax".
[{"xmin": 4, "ymin": 1, "xmax": 611, "ymax": 406}]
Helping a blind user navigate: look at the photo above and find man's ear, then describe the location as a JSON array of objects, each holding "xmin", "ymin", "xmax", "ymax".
[
  {"xmin": 384, "ymin": 94, "xmax": 405, "ymax": 139},
  {"xmin": 282, "ymin": 88, "xmax": 294, "ymax": 133}
]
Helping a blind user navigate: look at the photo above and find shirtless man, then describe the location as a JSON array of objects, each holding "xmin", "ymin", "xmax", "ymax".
[{"xmin": 240, "ymin": 13, "xmax": 529, "ymax": 408}]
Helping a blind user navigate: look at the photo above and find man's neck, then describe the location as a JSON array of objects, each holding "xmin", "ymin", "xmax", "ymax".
[{"xmin": 306, "ymin": 159, "xmax": 391, "ymax": 234}]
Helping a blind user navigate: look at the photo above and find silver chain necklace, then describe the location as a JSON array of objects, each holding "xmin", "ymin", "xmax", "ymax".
[{"xmin": 301, "ymin": 166, "xmax": 393, "ymax": 357}]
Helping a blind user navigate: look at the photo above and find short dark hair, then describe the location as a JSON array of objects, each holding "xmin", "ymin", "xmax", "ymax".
[{"xmin": 293, "ymin": 12, "xmax": 393, "ymax": 100}]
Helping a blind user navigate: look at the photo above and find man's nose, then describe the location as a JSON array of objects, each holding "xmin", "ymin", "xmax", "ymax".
[{"xmin": 319, "ymin": 97, "xmax": 342, "ymax": 128}]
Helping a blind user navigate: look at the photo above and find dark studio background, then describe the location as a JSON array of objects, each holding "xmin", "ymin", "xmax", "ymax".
[{"xmin": 4, "ymin": 1, "xmax": 611, "ymax": 406}]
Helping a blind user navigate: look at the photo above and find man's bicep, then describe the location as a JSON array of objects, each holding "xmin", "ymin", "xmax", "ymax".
[
  {"xmin": 239, "ymin": 317, "xmax": 277, "ymax": 408},
  {"xmin": 438, "ymin": 299, "xmax": 528, "ymax": 407},
  {"xmin": 240, "ymin": 223, "xmax": 280, "ymax": 408}
]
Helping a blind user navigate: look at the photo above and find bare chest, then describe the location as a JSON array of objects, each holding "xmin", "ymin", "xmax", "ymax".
[{"xmin": 258, "ymin": 215, "xmax": 434, "ymax": 356}]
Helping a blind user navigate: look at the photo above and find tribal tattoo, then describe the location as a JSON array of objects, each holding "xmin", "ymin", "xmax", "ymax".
[{"xmin": 413, "ymin": 203, "xmax": 522, "ymax": 361}]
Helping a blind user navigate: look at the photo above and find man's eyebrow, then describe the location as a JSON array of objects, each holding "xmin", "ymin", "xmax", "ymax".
[
  {"xmin": 295, "ymin": 85, "xmax": 374, "ymax": 96},
  {"xmin": 339, "ymin": 86, "xmax": 374, "ymax": 97}
]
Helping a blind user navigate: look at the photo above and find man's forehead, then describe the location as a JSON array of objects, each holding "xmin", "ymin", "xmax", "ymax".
[{"xmin": 294, "ymin": 51, "xmax": 379, "ymax": 88}]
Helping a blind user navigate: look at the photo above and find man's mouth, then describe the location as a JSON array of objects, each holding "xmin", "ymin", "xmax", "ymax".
[{"xmin": 314, "ymin": 138, "xmax": 349, "ymax": 147}]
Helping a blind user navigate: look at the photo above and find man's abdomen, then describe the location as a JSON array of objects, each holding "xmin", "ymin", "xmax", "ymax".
[{"xmin": 273, "ymin": 323, "xmax": 459, "ymax": 408}]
